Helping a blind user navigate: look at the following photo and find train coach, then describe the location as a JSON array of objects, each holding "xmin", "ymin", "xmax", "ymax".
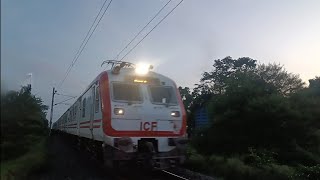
[{"xmin": 52, "ymin": 60, "xmax": 187, "ymax": 169}]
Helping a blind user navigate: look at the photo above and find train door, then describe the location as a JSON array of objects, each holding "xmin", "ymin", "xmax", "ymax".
[
  {"xmin": 89, "ymin": 85, "xmax": 95, "ymax": 139},
  {"xmin": 93, "ymin": 83, "xmax": 103, "ymax": 141}
]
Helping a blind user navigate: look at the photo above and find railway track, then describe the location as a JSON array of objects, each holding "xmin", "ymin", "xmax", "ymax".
[
  {"xmin": 113, "ymin": 169, "xmax": 190, "ymax": 180},
  {"xmin": 161, "ymin": 169, "xmax": 190, "ymax": 180}
]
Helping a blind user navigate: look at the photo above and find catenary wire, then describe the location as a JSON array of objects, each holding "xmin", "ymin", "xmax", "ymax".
[
  {"xmin": 118, "ymin": 0, "xmax": 184, "ymax": 61},
  {"xmin": 58, "ymin": 0, "xmax": 113, "ymax": 88},
  {"xmin": 113, "ymin": 0, "xmax": 172, "ymax": 60}
]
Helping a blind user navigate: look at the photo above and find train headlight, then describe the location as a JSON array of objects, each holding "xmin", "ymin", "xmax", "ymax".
[
  {"xmin": 114, "ymin": 108, "xmax": 124, "ymax": 115},
  {"xmin": 135, "ymin": 63, "xmax": 153, "ymax": 75},
  {"xmin": 170, "ymin": 111, "xmax": 180, "ymax": 117}
]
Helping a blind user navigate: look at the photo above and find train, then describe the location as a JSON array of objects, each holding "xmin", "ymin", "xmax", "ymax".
[{"xmin": 52, "ymin": 60, "xmax": 188, "ymax": 169}]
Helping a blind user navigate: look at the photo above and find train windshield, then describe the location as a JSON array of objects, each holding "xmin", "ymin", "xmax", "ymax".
[
  {"xmin": 112, "ymin": 83, "xmax": 142, "ymax": 102},
  {"xmin": 149, "ymin": 86, "xmax": 177, "ymax": 105}
]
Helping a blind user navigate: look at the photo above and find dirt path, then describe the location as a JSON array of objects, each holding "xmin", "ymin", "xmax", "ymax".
[{"xmin": 28, "ymin": 135, "xmax": 115, "ymax": 180}]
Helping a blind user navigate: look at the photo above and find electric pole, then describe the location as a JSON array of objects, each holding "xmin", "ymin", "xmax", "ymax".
[{"xmin": 49, "ymin": 87, "xmax": 56, "ymax": 135}]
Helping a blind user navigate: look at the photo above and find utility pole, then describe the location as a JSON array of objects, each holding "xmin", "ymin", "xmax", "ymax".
[{"xmin": 49, "ymin": 87, "xmax": 56, "ymax": 135}]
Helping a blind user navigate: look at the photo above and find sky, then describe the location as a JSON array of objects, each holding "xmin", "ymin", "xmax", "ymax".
[{"xmin": 1, "ymin": 0, "xmax": 320, "ymax": 121}]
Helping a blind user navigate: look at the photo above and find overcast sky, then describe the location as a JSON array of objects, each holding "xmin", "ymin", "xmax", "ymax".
[{"xmin": 2, "ymin": 0, "xmax": 320, "ymax": 121}]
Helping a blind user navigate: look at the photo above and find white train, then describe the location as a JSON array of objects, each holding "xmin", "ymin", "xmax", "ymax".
[{"xmin": 52, "ymin": 60, "xmax": 187, "ymax": 169}]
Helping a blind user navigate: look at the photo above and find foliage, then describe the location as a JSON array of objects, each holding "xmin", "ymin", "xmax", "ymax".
[
  {"xmin": 308, "ymin": 76, "xmax": 320, "ymax": 89},
  {"xmin": 181, "ymin": 56, "xmax": 319, "ymax": 179},
  {"xmin": 196, "ymin": 56, "xmax": 257, "ymax": 95},
  {"xmin": 184, "ymin": 150, "xmax": 298, "ymax": 180},
  {"xmin": 257, "ymin": 63, "xmax": 305, "ymax": 96},
  {"xmin": 292, "ymin": 165, "xmax": 320, "ymax": 180},
  {"xmin": 1, "ymin": 85, "xmax": 49, "ymax": 161}
]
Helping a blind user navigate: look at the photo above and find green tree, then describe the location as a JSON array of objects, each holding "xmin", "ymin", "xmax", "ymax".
[
  {"xmin": 196, "ymin": 56, "xmax": 257, "ymax": 95},
  {"xmin": 178, "ymin": 86, "xmax": 194, "ymax": 111},
  {"xmin": 309, "ymin": 76, "xmax": 320, "ymax": 90},
  {"xmin": 289, "ymin": 76, "xmax": 320, "ymax": 157},
  {"xmin": 1, "ymin": 86, "xmax": 48, "ymax": 161},
  {"xmin": 257, "ymin": 63, "xmax": 305, "ymax": 96},
  {"xmin": 191, "ymin": 57, "xmax": 320, "ymax": 167}
]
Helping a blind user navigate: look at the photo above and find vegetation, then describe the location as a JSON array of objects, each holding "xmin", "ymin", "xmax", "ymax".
[
  {"xmin": 180, "ymin": 57, "xmax": 320, "ymax": 180},
  {"xmin": 1, "ymin": 85, "xmax": 49, "ymax": 179}
]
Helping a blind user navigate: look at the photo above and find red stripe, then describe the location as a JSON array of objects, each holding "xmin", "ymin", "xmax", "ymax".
[
  {"xmin": 100, "ymin": 72, "xmax": 112, "ymax": 136},
  {"xmin": 174, "ymin": 82, "xmax": 187, "ymax": 136},
  {"xmin": 93, "ymin": 119, "xmax": 102, "ymax": 123},
  {"xmin": 93, "ymin": 125, "xmax": 100, "ymax": 128}
]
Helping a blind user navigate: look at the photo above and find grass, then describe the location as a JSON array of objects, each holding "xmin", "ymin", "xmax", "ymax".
[
  {"xmin": 0, "ymin": 138, "xmax": 47, "ymax": 180},
  {"xmin": 183, "ymin": 146, "xmax": 320, "ymax": 180}
]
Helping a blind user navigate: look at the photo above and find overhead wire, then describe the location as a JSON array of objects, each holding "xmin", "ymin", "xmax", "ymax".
[
  {"xmin": 58, "ymin": 0, "xmax": 113, "ymax": 89},
  {"xmin": 55, "ymin": 93, "xmax": 77, "ymax": 98},
  {"xmin": 54, "ymin": 96, "xmax": 76, "ymax": 106},
  {"xmin": 113, "ymin": 0, "xmax": 172, "ymax": 60},
  {"xmin": 118, "ymin": 0, "xmax": 184, "ymax": 61},
  {"xmin": 60, "ymin": 0, "xmax": 109, "ymax": 87}
]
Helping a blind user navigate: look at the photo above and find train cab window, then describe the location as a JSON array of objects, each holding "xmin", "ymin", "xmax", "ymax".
[
  {"xmin": 112, "ymin": 83, "xmax": 142, "ymax": 102},
  {"xmin": 149, "ymin": 86, "xmax": 178, "ymax": 105},
  {"xmin": 95, "ymin": 86, "xmax": 100, "ymax": 113},
  {"xmin": 82, "ymin": 98, "xmax": 86, "ymax": 117}
]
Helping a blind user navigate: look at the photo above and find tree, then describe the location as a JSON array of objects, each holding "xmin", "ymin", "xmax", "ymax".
[
  {"xmin": 289, "ymin": 76, "xmax": 320, "ymax": 156},
  {"xmin": 178, "ymin": 86, "xmax": 194, "ymax": 111},
  {"xmin": 309, "ymin": 76, "xmax": 320, "ymax": 90},
  {"xmin": 195, "ymin": 56, "xmax": 257, "ymax": 95},
  {"xmin": 1, "ymin": 86, "xmax": 48, "ymax": 160},
  {"xmin": 257, "ymin": 63, "xmax": 305, "ymax": 96},
  {"xmin": 190, "ymin": 57, "xmax": 319, "ymax": 166}
]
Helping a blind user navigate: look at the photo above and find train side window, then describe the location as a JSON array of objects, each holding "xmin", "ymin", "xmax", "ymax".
[
  {"xmin": 95, "ymin": 86, "xmax": 100, "ymax": 113},
  {"xmin": 82, "ymin": 98, "xmax": 86, "ymax": 117}
]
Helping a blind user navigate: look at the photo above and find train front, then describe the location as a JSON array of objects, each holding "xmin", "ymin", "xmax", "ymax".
[{"xmin": 100, "ymin": 63, "xmax": 187, "ymax": 169}]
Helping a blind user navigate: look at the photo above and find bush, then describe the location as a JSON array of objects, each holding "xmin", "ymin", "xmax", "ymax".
[
  {"xmin": 263, "ymin": 164, "xmax": 295, "ymax": 180},
  {"xmin": 242, "ymin": 148, "xmax": 278, "ymax": 167},
  {"xmin": 184, "ymin": 147, "xmax": 207, "ymax": 172},
  {"xmin": 193, "ymin": 153, "xmax": 298, "ymax": 180},
  {"xmin": 208, "ymin": 155, "xmax": 259, "ymax": 180},
  {"xmin": 292, "ymin": 165, "xmax": 320, "ymax": 180}
]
